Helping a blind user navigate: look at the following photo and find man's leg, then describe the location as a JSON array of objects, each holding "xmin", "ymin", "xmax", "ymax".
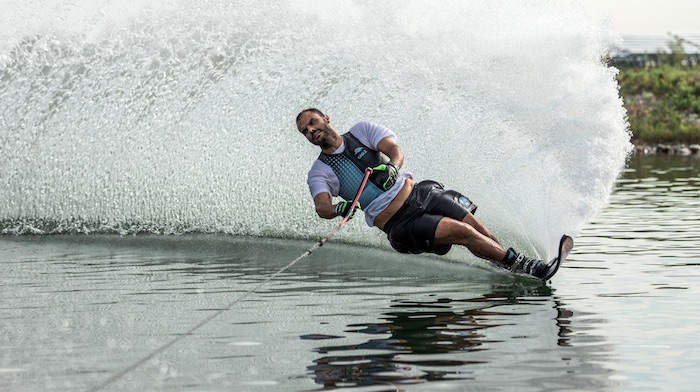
[
  {"xmin": 434, "ymin": 217, "xmax": 506, "ymax": 263},
  {"xmin": 436, "ymin": 215, "xmax": 554, "ymax": 279},
  {"xmin": 461, "ymin": 212, "xmax": 500, "ymax": 245}
]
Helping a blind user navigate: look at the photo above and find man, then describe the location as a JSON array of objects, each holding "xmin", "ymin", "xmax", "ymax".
[{"xmin": 296, "ymin": 108, "xmax": 554, "ymax": 279}]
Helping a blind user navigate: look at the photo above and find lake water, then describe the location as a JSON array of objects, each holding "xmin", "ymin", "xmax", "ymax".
[{"xmin": 2, "ymin": 153, "xmax": 698, "ymax": 391}]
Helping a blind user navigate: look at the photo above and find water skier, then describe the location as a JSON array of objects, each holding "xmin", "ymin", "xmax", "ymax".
[{"xmin": 296, "ymin": 108, "xmax": 558, "ymax": 279}]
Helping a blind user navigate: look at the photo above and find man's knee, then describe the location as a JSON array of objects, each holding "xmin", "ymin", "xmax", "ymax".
[
  {"xmin": 435, "ymin": 217, "xmax": 480, "ymax": 245},
  {"xmin": 461, "ymin": 212, "xmax": 498, "ymax": 243}
]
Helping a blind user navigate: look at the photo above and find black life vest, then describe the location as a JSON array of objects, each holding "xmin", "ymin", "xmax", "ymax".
[{"xmin": 318, "ymin": 133, "xmax": 392, "ymax": 206}]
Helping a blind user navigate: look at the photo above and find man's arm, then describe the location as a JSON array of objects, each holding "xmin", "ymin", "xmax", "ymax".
[
  {"xmin": 376, "ymin": 137, "xmax": 404, "ymax": 168},
  {"xmin": 313, "ymin": 192, "xmax": 360, "ymax": 220},
  {"xmin": 313, "ymin": 192, "xmax": 338, "ymax": 219}
]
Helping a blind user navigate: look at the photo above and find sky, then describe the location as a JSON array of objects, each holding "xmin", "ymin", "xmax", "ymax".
[{"xmin": 577, "ymin": 0, "xmax": 700, "ymax": 35}]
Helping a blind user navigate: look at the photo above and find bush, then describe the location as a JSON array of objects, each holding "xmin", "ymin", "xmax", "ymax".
[{"xmin": 618, "ymin": 65, "xmax": 700, "ymax": 143}]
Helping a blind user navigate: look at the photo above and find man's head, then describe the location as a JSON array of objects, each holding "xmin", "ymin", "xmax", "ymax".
[
  {"xmin": 296, "ymin": 108, "xmax": 339, "ymax": 151},
  {"xmin": 296, "ymin": 108, "xmax": 325, "ymax": 123}
]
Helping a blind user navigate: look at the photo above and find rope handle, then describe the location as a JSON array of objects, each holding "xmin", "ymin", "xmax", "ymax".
[{"xmin": 320, "ymin": 167, "xmax": 373, "ymax": 246}]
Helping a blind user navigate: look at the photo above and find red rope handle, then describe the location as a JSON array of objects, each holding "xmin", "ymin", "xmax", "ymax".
[{"xmin": 319, "ymin": 167, "xmax": 373, "ymax": 246}]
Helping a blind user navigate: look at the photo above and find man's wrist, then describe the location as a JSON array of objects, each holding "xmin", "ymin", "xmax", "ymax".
[{"xmin": 333, "ymin": 202, "xmax": 343, "ymax": 216}]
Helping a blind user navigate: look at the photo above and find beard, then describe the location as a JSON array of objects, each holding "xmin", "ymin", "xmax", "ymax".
[{"xmin": 313, "ymin": 123, "xmax": 337, "ymax": 150}]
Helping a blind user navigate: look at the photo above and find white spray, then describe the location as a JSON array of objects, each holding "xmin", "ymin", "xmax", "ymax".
[{"xmin": 0, "ymin": 0, "xmax": 631, "ymax": 257}]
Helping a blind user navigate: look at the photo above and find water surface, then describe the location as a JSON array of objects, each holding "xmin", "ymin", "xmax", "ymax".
[{"xmin": 2, "ymin": 154, "xmax": 698, "ymax": 391}]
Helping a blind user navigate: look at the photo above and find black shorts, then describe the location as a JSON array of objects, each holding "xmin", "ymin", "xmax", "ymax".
[{"xmin": 383, "ymin": 180, "xmax": 477, "ymax": 255}]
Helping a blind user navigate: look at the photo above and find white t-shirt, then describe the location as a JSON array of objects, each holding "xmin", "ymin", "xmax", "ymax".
[{"xmin": 307, "ymin": 121, "xmax": 413, "ymax": 227}]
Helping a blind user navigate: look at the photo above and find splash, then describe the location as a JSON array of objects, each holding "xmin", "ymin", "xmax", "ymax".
[{"xmin": 0, "ymin": 0, "xmax": 630, "ymax": 256}]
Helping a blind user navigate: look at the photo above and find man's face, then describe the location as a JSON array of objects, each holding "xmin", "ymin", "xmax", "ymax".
[{"xmin": 296, "ymin": 111, "xmax": 334, "ymax": 149}]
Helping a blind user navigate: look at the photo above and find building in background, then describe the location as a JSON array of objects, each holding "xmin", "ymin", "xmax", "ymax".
[{"xmin": 612, "ymin": 32, "xmax": 700, "ymax": 67}]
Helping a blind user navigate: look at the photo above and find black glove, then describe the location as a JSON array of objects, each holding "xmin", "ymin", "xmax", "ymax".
[
  {"xmin": 334, "ymin": 201, "xmax": 361, "ymax": 219},
  {"xmin": 371, "ymin": 162, "xmax": 399, "ymax": 190}
]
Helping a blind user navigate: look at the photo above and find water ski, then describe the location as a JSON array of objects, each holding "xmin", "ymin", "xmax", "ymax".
[
  {"xmin": 539, "ymin": 235, "xmax": 574, "ymax": 281},
  {"xmin": 503, "ymin": 234, "xmax": 573, "ymax": 281}
]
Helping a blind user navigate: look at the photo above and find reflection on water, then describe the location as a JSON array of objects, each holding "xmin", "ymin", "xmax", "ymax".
[
  {"xmin": 2, "ymin": 154, "xmax": 698, "ymax": 391},
  {"xmin": 1, "ymin": 235, "xmax": 614, "ymax": 391},
  {"xmin": 303, "ymin": 285, "xmax": 607, "ymax": 391},
  {"xmin": 306, "ymin": 289, "xmax": 531, "ymax": 388},
  {"xmin": 300, "ymin": 153, "xmax": 700, "ymax": 391}
]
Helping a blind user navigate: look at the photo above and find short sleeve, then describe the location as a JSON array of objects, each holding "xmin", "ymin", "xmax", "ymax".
[
  {"xmin": 307, "ymin": 160, "xmax": 339, "ymax": 198},
  {"xmin": 348, "ymin": 121, "xmax": 397, "ymax": 150}
]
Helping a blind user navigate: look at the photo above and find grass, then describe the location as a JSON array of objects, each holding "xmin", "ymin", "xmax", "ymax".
[{"xmin": 617, "ymin": 65, "xmax": 700, "ymax": 144}]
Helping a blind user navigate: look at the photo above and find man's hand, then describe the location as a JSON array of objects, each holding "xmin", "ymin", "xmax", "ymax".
[
  {"xmin": 371, "ymin": 162, "xmax": 399, "ymax": 190},
  {"xmin": 334, "ymin": 201, "xmax": 361, "ymax": 219}
]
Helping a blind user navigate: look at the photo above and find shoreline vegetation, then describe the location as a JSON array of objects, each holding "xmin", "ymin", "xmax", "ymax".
[{"xmin": 615, "ymin": 41, "xmax": 700, "ymax": 155}]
